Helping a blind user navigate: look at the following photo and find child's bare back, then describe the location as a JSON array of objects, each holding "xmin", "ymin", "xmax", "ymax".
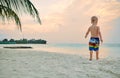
[{"xmin": 89, "ymin": 25, "xmax": 100, "ymax": 38}]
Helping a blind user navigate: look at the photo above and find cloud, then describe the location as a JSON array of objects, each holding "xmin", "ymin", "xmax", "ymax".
[
  {"xmin": 38, "ymin": 0, "xmax": 120, "ymax": 43},
  {"xmin": 46, "ymin": 0, "xmax": 120, "ymax": 43},
  {"xmin": 0, "ymin": 0, "xmax": 120, "ymax": 43}
]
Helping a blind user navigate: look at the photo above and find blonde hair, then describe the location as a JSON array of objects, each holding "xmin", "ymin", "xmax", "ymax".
[{"xmin": 91, "ymin": 16, "xmax": 98, "ymax": 24}]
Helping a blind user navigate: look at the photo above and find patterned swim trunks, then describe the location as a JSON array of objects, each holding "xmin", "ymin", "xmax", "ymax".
[{"xmin": 89, "ymin": 37, "xmax": 100, "ymax": 51}]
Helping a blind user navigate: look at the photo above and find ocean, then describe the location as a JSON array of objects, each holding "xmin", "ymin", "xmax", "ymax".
[
  {"xmin": 36, "ymin": 43, "xmax": 120, "ymax": 58},
  {"xmin": 0, "ymin": 43, "xmax": 120, "ymax": 58}
]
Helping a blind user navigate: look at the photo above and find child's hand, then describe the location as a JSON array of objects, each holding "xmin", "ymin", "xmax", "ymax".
[
  {"xmin": 101, "ymin": 39, "xmax": 103, "ymax": 43},
  {"xmin": 85, "ymin": 35, "xmax": 87, "ymax": 38}
]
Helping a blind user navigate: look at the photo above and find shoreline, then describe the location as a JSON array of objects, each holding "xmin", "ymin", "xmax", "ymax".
[{"xmin": 3, "ymin": 46, "xmax": 32, "ymax": 49}]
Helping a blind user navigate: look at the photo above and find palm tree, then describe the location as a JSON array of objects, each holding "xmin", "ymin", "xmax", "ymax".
[{"xmin": 0, "ymin": 0, "xmax": 41, "ymax": 31}]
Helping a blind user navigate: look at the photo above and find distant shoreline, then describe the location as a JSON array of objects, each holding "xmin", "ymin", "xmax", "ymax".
[{"xmin": 0, "ymin": 38, "xmax": 47, "ymax": 44}]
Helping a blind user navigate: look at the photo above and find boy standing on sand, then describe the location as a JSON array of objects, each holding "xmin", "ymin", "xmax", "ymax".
[{"xmin": 85, "ymin": 16, "xmax": 103, "ymax": 61}]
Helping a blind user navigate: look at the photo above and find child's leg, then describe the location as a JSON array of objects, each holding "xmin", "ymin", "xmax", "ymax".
[
  {"xmin": 89, "ymin": 51, "xmax": 93, "ymax": 60},
  {"xmin": 96, "ymin": 51, "xmax": 99, "ymax": 60}
]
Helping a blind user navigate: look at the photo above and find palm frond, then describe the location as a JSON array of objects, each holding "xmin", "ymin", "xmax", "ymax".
[
  {"xmin": 0, "ymin": 5, "xmax": 22, "ymax": 31},
  {"xmin": 0, "ymin": 0, "xmax": 41, "ymax": 24}
]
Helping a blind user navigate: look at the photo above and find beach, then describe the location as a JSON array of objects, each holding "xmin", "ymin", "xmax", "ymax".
[
  {"xmin": 0, "ymin": 46, "xmax": 120, "ymax": 78},
  {"xmin": 0, "ymin": 0, "xmax": 120, "ymax": 78}
]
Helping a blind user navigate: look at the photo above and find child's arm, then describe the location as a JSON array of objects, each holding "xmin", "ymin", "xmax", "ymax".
[
  {"xmin": 85, "ymin": 27, "xmax": 90, "ymax": 38},
  {"xmin": 98, "ymin": 27, "xmax": 103, "ymax": 43}
]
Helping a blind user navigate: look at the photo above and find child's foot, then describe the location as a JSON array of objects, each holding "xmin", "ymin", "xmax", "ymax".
[
  {"xmin": 96, "ymin": 57, "xmax": 99, "ymax": 60},
  {"xmin": 89, "ymin": 59, "xmax": 92, "ymax": 61}
]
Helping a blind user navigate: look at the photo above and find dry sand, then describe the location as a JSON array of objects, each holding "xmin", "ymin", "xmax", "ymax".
[{"xmin": 0, "ymin": 48, "xmax": 120, "ymax": 78}]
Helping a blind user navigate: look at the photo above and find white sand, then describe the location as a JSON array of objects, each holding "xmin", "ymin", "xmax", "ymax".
[{"xmin": 0, "ymin": 48, "xmax": 120, "ymax": 78}]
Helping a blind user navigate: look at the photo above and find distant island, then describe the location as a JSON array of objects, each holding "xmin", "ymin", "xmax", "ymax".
[{"xmin": 0, "ymin": 38, "xmax": 47, "ymax": 44}]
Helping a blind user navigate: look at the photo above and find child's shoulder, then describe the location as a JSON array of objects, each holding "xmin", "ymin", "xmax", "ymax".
[
  {"xmin": 89, "ymin": 25, "xmax": 94, "ymax": 29},
  {"xmin": 88, "ymin": 26, "xmax": 92, "ymax": 30}
]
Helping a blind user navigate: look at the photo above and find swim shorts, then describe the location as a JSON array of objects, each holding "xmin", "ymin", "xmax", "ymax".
[{"xmin": 89, "ymin": 37, "xmax": 100, "ymax": 51}]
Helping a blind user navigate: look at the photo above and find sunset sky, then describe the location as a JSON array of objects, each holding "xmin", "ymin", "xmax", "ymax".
[{"xmin": 0, "ymin": 0, "xmax": 120, "ymax": 43}]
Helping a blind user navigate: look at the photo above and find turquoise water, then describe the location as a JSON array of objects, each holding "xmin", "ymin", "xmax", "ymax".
[
  {"xmin": 46, "ymin": 43, "xmax": 120, "ymax": 57},
  {"xmin": 0, "ymin": 43, "xmax": 120, "ymax": 58}
]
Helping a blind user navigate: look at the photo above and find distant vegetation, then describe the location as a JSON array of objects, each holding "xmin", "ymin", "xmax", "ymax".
[{"xmin": 0, "ymin": 39, "xmax": 47, "ymax": 44}]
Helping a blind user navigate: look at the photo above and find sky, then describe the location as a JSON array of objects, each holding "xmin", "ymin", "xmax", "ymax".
[{"xmin": 0, "ymin": 0, "xmax": 120, "ymax": 43}]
